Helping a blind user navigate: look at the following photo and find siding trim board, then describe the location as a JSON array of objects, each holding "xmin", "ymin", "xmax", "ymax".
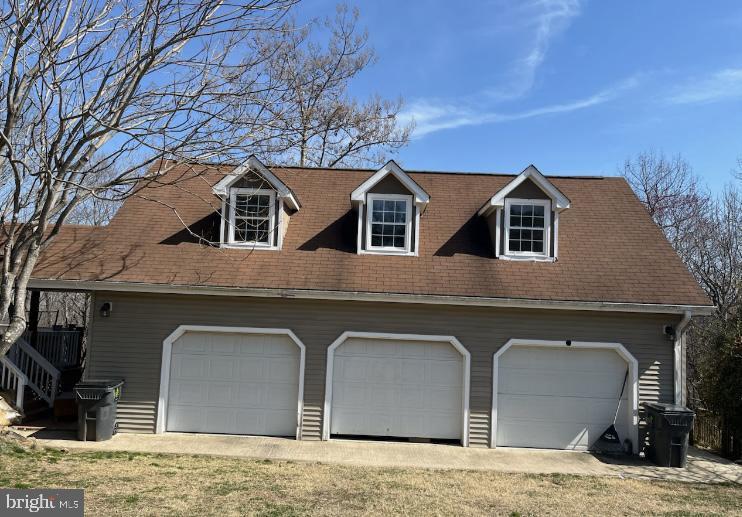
[
  {"xmin": 491, "ymin": 338, "xmax": 639, "ymax": 453},
  {"xmin": 156, "ymin": 325, "xmax": 307, "ymax": 439},
  {"xmin": 30, "ymin": 279, "xmax": 715, "ymax": 316},
  {"xmin": 323, "ymin": 331, "xmax": 471, "ymax": 446}
]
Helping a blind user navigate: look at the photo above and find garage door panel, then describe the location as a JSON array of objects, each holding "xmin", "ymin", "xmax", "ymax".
[
  {"xmin": 430, "ymin": 360, "xmax": 463, "ymax": 386},
  {"xmin": 500, "ymin": 369, "xmax": 625, "ymax": 399},
  {"xmin": 267, "ymin": 357, "xmax": 297, "ymax": 378},
  {"xmin": 497, "ymin": 346, "xmax": 629, "ymax": 450},
  {"xmin": 206, "ymin": 382, "xmax": 236, "ymax": 404},
  {"xmin": 209, "ymin": 357, "xmax": 235, "ymax": 379},
  {"xmin": 331, "ymin": 337, "xmax": 464, "ymax": 440},
  {"xmin": 167, "ymin": 331, "xmax": 300, "ymax": 436},
  {"xmin": 238, "ymin": 357, "xmax": 265, "ymax": 379},
  {"xmin": 169, "ymin": 380, "xmax": 206, "ymax": 404},
  {"xmin": 400, "ymin": 359, "xmax": 426, "ymax": 381},
  {"xmin": 367, "ymin": 358, "xmax": 399, "ymax": 381},
  {"xmin": 175, "ymin": 356, "xmax": 206, "ymax": 378},
  {"xmin": 177, "ymin": 334, "xmax": 209, "ymax": 353},
  {"xmin": 499, "ymin": 394, "xmax": 623, "ymax": 423},
  {"xmin": 429, "ymin": 386, "xmax": 463, "ymax": 407},
  {"xmin": 501, "ymin": 347, "xmax": 625, "ymax": 371},
  {"xmin": 336, "ymin": 357, "xmax": 368, "ymax": 380},
  {"xmin": 498, "ymin": 420, "xmax": 594, "ymax": 450},
  {"xmin": 267, "ymin": 382, "xmax": 301, "ymax": 407},
  {"xmin": 429, "ymin": 343, "xmax": 462, "ymax": 361},
  {"xmin": 399, "ymin": 386, "xmax": 424, "ymax": 408},
  {"xmin": 429, "ymin": 414, "xmax": 460, "ymax": 437}
]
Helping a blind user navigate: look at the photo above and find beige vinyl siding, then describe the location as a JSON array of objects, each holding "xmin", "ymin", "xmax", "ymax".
[
  {"xmin": 86, "ymin": 291, "xmax": 680, "ymax": 448},
  {"xmin": 505, "ymin": 178, "xmax": 551, "ymax": 200}
]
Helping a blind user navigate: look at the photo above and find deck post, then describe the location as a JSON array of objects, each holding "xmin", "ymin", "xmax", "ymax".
[{"xmin": 29, "ymin": 290, "xmax": 40, "ymax": 347}]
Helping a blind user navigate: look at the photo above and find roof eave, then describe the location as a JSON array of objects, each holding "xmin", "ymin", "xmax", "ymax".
[
  {"xmin": 350, "ymin": 160, "xmax": 430, "ymax": 206},
  {"xmin": 28, "ymin": 278, "xmax": 716, "ymax": 316},
  {"xmin": 479, "ymin": 165, "xmax": 571, "ymax": 217},
  {"xmin": 212, "ymin": 155, "xmax": 301, "ymax": 211}
]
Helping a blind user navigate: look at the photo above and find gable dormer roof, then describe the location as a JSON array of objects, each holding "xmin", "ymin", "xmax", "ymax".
[
  {"xmin": 478, "ymin": 165, "xmax": 571, "ymax": 217},
  {"xmin": 350, "ymin": 160, "xmax": 430, "ymax": 207},
  {"xmin": 212, "ymin": 155, "xmax": 300, "ymax": 210}
]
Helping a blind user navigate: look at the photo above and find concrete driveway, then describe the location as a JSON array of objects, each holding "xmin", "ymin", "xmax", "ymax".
[{"xmin": 19, "ymin": 430, "xmax": 742, "ymax": 484}]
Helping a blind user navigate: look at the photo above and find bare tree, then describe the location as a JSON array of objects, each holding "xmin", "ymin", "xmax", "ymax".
[
  {"xmin": 623, "ymin": 151, "xmax": 742, "ymax": 456},
  {"xmin": 621, "ymin": 151, "xmax": 709, "ymax": 257},
  {"xmin": 623, "ymin": 151, "xmax": 741, "ymax": 314},
  {"xmin": 242, "ymin": 4, "xmax": 413, "ymax": 168},
  {"xmin": 0, "ymin": 0, "xmax": 299, "ymax": 357},
  {"xmin": 684, "ymin": 184, "xmax": 742, "ymax": 317}
]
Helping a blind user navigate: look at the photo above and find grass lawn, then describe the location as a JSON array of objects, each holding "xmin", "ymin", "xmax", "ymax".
[{"xmin": 1, "ymin": 436, "xmax": 740, "ymax": 516}]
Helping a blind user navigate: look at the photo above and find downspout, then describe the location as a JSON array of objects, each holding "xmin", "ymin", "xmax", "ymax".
[{"xmin": 674, "ymin": 310, "xmax": 692, "ymax": 405}]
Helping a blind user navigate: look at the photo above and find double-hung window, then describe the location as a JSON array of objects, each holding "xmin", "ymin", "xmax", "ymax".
[
  {"xmin": 504, "ymin": 198, "xmax": 550, "ymax": 257},
  {"xmin": 365, "ymin": 193, "xmax": 412, "ymax": 253},
  {"xmin": 228, "ymin": 188, "xmax": 276, "ymax": 246}
]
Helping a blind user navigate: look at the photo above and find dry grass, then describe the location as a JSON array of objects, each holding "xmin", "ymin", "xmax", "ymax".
[{"xmin": 0, "ymin": 437, "xmax": 740, "ymax": 516}]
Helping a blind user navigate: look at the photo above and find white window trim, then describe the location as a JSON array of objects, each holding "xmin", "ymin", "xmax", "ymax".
[
  {"xmin": 491, "ymin": 338, "xmax": 639, "ymax": 453},
  {"xmin": 503, "ymin": 198, "xmax": 552, "ymax": 260},
  {"xmin": 225, "ymin": 188, "xmax": 279, "ymax": 249},
  {"xmin": 323, "ymin": 331, "xmax": 470, "ymax": 446},
  {"xmin": 156, "ymin": 325, "xmax": 306, "ymax": 439},
  {"xmin": 363, "ymin": 193, "xmax": 414, "ymax": 255}
]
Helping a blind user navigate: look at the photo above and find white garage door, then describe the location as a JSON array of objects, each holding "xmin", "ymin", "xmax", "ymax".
[
  {"xmin": 166, "ymin": 331, "xmax": 300, "ymax": 436},
  {"xmin": 330, "ymin": 337, "xmax": 464, "ymax": 440},
  {"xmin": 497, "ymin": 346, "xmax": 628, "ymax": 450}
]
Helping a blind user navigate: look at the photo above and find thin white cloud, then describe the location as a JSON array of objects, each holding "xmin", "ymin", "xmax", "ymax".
[
  {"xmin": 488, "ymin": 0, "xmax": 582, "ymax": 100},
  {"xmin": 402, "ymin": 76, "xmax": 640, "ymax": 138},
  {"xmin": 668, "ymin": 68, "xmax": 742, "ymax": 105}
]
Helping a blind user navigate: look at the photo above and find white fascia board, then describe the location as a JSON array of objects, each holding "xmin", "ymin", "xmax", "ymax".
[
  {"xmin": 29, "ymin": 279, "xmax": 715, "ymax": 316},
  {"xmin": 350, "ymin": 160, "xmax": 430, "ymax": 207},
  {"xmin": 478, "ymin": 165, "xmax": 571, "ymax": 217},
  {"xmin": 212, "ymin": 155, "xmax": 300, "ymax": 211}
]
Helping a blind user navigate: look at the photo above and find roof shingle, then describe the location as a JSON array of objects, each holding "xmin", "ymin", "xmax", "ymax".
[{"xmin": 32, "ymin": 162, "xmax": 711, "ymax": 307}]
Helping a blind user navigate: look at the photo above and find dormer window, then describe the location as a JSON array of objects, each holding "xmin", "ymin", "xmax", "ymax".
[
  {"xmin": 212, "ymin": 156, "xmax": 300, "ymax": 250},
  {"xmin": 229, "ymin": 188, "xmax": 275, "ymax": 246},
  {"xmin": 350, "ymin": 161, "xmax": 429, "ymax": 256},
  {"xmin": 367, "ymin": 194, "xmax": 412, "ymax": 252},
  {"xmin": 479, "ymin": 165, "xmax": 570, "ymax": 262},
  {"xmin": 504, "ymin": 199, "xmax": 550, "ymax": 257}
]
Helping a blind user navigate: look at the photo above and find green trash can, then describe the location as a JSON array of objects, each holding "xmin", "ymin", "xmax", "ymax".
[
  {"xmin": 74, "ymin": 379, "xmax": 124, "ymax": 441},
  {"xmin": 645, "ymin": 402, "xmax": 695, "ymax": 467}
]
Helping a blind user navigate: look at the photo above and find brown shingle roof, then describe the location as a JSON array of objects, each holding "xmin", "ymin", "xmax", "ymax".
[{"xmin": 32, "ymin": 162, "xmax": 711, "ymax": 307}]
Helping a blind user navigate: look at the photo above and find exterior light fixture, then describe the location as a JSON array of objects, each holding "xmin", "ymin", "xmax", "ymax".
[{"xmin": 100, "ymin": 302, "xmax": 113, "ymax": 317}]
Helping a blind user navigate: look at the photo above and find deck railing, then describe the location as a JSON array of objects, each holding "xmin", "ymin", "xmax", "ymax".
[
  {"xmin": 0, "ymin": 357, "xmax": 27, "ymax": 411},
  {"xmin": 23, "ymin": 329, "xmax": 83, "ymax": 369},
  {"xmin": 6, "ymin": 337, "xmax": 60, "ymax": 406}
]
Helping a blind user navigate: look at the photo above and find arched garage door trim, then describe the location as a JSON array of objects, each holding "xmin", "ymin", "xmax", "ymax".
[
  {"xmin": 156, "ymin": 325, "xmax": 306, "ymax": 438},
  {"xmin": 491, "ymin": 338, "xmax": 639, "ymax": 453},
  {"xmin": 323, "ymin": 331, "xmax": 471, "ymax": 446}
]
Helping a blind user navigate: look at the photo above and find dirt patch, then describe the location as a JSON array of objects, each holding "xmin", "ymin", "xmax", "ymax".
[{"xmin": 1, "ymin": 436, "xmax": 740, "ymax": 516}]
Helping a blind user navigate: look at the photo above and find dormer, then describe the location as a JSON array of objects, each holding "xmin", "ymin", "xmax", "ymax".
[
  {"xmin": 478, "ymin": 165, "xmax": 570, "ymax": 261},
  {"xmin": 350, "ymin": 161, "xmax": 429, "ymax": 256},
  {"xmin": 212, "ymin": 156, "xmax": 300, "ymax": 249}
]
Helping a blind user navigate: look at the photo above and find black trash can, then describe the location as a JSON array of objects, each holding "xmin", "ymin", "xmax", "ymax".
[
  {"xmin": 644, "ymin": 402, "xmax": 695, "ymax": 467},
  {"xmin": 74, "ymin": 379, "xmax": 124, "ymax": 441}
]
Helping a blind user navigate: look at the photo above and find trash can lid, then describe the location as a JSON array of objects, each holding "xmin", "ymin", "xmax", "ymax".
[
  {"xmin": 644, "ymin": 402, "xmax": 694, "ymax": 414},
  {"xmin": 75, "ymin": 379, "xmax": 124, "ymax": 389}
]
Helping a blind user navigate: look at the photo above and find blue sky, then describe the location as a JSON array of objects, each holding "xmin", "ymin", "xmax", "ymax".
[{"xmin": 304, "ymin": 1, "xmax": 742, "ymax": 191}]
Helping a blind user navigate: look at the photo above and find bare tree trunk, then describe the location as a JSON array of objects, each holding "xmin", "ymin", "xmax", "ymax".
[{"xmin": 0, "ymin": 244, "xmax": 40, "ymax": 356}]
